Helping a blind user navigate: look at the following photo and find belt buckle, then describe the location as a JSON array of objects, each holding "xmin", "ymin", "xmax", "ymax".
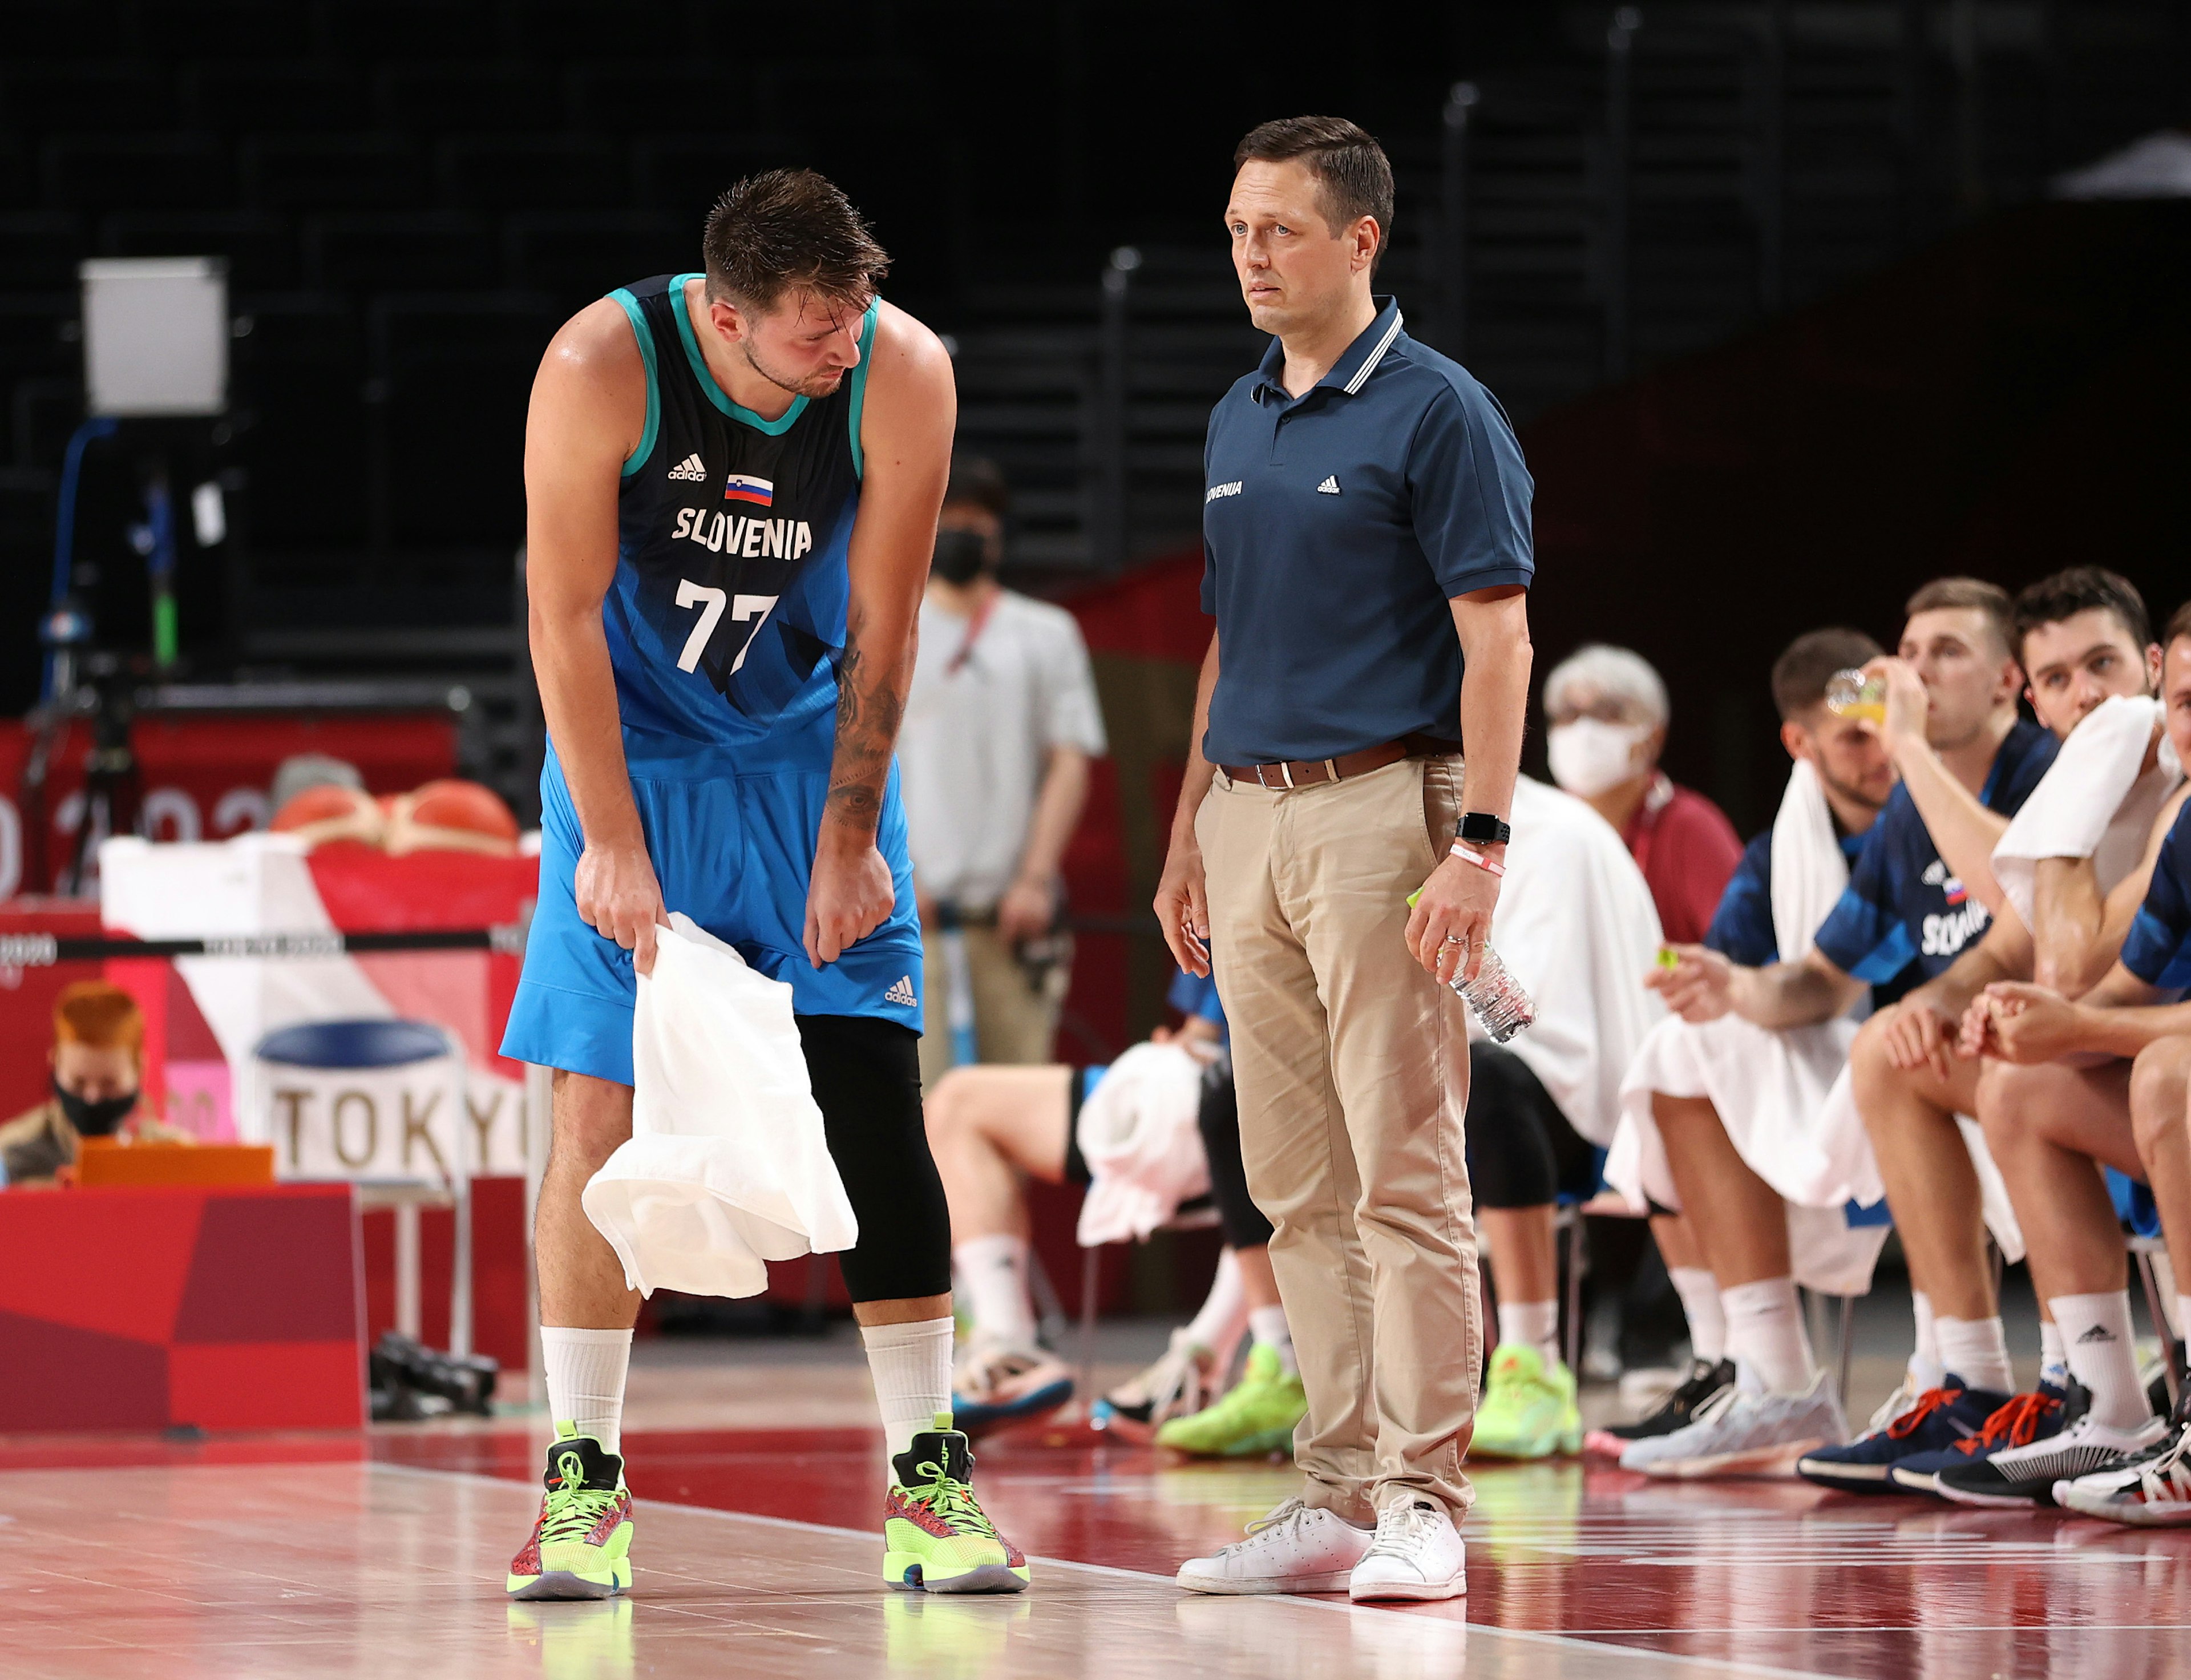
[{"xmin": 1257, "ymin": 762, "xmax": 1295, "ymax": 790}]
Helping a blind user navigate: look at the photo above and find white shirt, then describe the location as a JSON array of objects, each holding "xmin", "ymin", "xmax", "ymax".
[{"xmin": 900, "ymin": 588, "xmax": 1107, "ymax": 908}]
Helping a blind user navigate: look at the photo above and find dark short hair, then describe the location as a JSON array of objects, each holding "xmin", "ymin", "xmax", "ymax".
[
  {"xmin": 2166, "ymin": 600, "xmax": 2191, "ymax": 651},
  {"xmin": 1233, "ymin": 116, "xmax": 1395, "ymax": 260},
  {"xmin": 702, "ymin": 168, "xmax": 889, "ymax": 315},
  {"xmin": 2011, "ymin": 566, "xmax": 2152, "ymax": 661},
  {"xmin": 1905, "ymin": 576, "xmax": 2016, "ymax": 661},
  {"xmin": 1772, "ymin": 627, "xmax": 1886, "ymax": 721},
  {"xmin": 943, "ymin": 456, "xmax": 1009, "ymax": 520}
]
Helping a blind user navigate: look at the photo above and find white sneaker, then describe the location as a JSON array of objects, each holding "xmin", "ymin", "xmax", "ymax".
[
  {"xmin": 1175, "ymin": 1497, "xmax": 1372, "ymax": 1595},
  {"xmin": 1619, "ymin": 1366, "xmax": 1848, "ymax": 1479},
  {"xmin": 1348, "ymin": 1497, "xmax": 1466, "ymax": 1602},
  {"xmin": 2056, "ymin": 1417, "xmax": 2191, "ymax": 1525}
]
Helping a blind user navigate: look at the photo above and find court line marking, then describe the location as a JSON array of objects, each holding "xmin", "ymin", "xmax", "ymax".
[{"xmin": 373, "ymin": 1460, "xmax": 1835, "ymax": 1680}]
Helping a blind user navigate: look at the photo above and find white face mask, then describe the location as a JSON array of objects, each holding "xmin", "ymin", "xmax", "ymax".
[{"xmin": 1547, "ymin": 718, "xmax": 1652, "ymax": 798}]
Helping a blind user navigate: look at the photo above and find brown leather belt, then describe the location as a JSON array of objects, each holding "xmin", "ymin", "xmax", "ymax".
[{"xmin": 1219, "ymin": 733, "xmax": 1458, "ymax": 790}]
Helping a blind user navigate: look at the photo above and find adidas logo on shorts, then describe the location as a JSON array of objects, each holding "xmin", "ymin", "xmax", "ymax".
[
  {"xmin": 667, "ymin": 453, "xmax": 706, "ymax": 481},
  {"xmin": 884, "ymin": 975, "xmax": 917, "ymax": 1007}
]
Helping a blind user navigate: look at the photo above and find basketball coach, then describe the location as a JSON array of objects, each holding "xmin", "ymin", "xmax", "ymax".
[{"xmin": 1157, "ymin": 115, "xmax": 1534, "ymax": 1604}]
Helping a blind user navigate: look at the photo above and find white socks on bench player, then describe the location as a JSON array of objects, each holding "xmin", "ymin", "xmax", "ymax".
[
  {"xmin": 2052, "ymin": 1290, "xmax": 2148, "ymax": 1431},
  {"xmin": 952, "ymin": 1234, "xmax": 1039, "ymax": 1350},
  {"xmin": 1721, "ymin": 1277, "xmax": 1814, "ymax": 1395},
  {"xmin": 541, "ymin": 1326, "xmax": 633, "ymax": 1458}
]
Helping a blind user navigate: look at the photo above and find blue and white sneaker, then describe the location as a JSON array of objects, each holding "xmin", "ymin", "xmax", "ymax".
[
  {"xmin": 951, "ymin": 1343, "xmax": 1073, "ymax": 1440},
  {"xmin": 1889, "ymin": 1382, "xmax": 2075, "ymax": 1496},
  {"xmin": 1796, "ymin": 1376, "xmax": 2008, "ymax": 1493},
  {"xmin": 1619, "ymin": 1366, "xmax": 1848, "ymax": 1479}
]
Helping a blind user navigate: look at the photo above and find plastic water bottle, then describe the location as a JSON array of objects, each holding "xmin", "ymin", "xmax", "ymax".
[
  {"xmin": 1455, "ymin": 944, "xmax": 1535, "ymax": 1043},
  {"xmin": 1825, "ymin": 668, "xmax": 1886, "ymax": 725}
]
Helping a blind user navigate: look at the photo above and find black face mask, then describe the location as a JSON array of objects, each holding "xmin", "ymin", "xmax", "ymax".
[
  {"xmin": 930, "ymin": 528, "xmax": 993, "ymax": 587},
  {"xmin": 54, "ymin": 1077, "xmax": 136, "ymax": 1138}
]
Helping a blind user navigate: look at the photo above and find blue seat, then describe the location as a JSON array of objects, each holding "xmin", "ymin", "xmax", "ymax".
[
  {"xmin": 256, "ymin": 1018, "xmax": 450, "ymax": 1071},
  {"xmin": 2108, "ymin": 1166, "xmax": 2163, "ymax": 1241}
]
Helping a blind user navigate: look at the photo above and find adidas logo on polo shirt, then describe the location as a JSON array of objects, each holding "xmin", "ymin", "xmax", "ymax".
[
  {"xmin": 667, "ymin": 453, "xmax": 706, "ymax": 481},
  {"xmin": 1316, "ymin": 475, "xmax": 1341, "ymax": 494},
  {"xmin": 884, "ymin": 975, "xmax": 917, "ymax": 1007}
]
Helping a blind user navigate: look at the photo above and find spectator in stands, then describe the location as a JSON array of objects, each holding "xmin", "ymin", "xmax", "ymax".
[
  {"xmin": 1542, "ymin": 642, "xmax": 1744, "ymax": 1387},
  {"xmin": 1924, "ymin": 597, "xmax": 2191, "ymax": 1515},
  {"xmin": 928, "ymin": 968, "xmax": 1305, "ymax": 1457},
  {"xmin": 900, "ymin": 456, "xmax": 1107, "ymax": 1087},
  {"xmin": 0, "ymin": 981, "xmax": 183, "ymax": 1188},
  {"xmin": 1595, "ymin": 628, "xmax": 1895, "ymax": 1466},
  {"xmin": 1634, "ymin": 580, "xmax": 2060, "ymax": 1479}
]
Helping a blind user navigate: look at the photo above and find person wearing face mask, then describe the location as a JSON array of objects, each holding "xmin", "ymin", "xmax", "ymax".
[
  {"xmin": 898, "ymin": 455, "xmax": 1107, "ymax": 1088},
  {"xmin": 0, "ymin": 980, "xmax": 185, "ymax": 1188},
  {"xmin": 1543, "ymin": 644, "xmax": 1744, "ymax": 946}
]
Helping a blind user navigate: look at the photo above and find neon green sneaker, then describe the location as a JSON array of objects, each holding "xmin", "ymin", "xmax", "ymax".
[
  {"xmin": 1470, "ymin": 1343, "xmax": 1583, "ymax": 1460},
  {"xmin": 1155, "ymin": 1343, "xmax": 1307, "ymax": 1458},
  {"xmin": 883, "ymin": 1412, "xmax": 1031, "ymax": 1594},
  {"xmin": 506, "ymin": 1426, "xmax": 635, "ymax": 1600}
]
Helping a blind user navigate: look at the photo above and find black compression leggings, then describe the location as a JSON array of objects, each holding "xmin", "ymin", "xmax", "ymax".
[
  {"xmin": 1194, "ymin": 1063, "xmax": 1275, "ymax": 1250},
  {"xmin": 1463, "ymin": 1040, "xmax": 1602, "ymax": 1209},
  {"xmin": 797, "ymin": 1015, "xmax": 953, "ymax": 1302}
]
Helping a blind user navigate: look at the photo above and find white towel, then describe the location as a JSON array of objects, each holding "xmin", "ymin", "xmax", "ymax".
[
  {"xmin": 583, "ymin": 914, "xmax": 858, "ymax": 1299},
  {"xmin": 1074, "ymin": 1041, "xmax": 1211, "ymax": 1247},
  {"xmin": 1991, "ymin": 694, "xmax": 2182, "ymax": 928},
  {"xmin": 1769, "ymin": 758, "xmax": 1850, "ymax": 963},
  {"xmin": 1482, "ymin": 777, "xmax": 1666, "ymax": 1146}
]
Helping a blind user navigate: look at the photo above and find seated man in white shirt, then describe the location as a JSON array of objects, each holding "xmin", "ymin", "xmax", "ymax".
[{"xmin": 900, "ymin": 457, "xmax": 1107, "ymax": 1087}]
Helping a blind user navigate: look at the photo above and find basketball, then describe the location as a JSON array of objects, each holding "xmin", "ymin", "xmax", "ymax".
[
  {"xmin": 268, "ymin": 783, "xmax": 384, "ymax": 849},
  {"xmin": 385, "ymin": 778, "xmax": 520, "ymax": 857}
]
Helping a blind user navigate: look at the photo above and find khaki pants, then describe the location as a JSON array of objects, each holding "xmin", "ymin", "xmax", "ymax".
[
  {"xmin": 918, "ymin": 923, "xmax": 1065, "ymax": 1089},
  {"xmin": 1197, "ymin": 754, "xmax": 1481, "ymax": 1520}
]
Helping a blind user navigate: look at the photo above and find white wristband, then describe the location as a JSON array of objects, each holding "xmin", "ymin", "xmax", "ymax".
[{"xmin": 1449, "ymin": 841, "xmax": 1506, "ymax": 878}]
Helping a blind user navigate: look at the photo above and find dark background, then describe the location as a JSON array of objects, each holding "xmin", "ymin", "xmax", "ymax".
[{"xmin": 2, "ymin": 0, "xmax": 2188, "ymax": 834}]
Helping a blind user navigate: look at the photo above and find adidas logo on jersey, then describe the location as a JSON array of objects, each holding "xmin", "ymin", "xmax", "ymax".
[
  {"xmin": 668, "ymin": 453, "xmax": 706, "ymax": 482},
  {"xmin": 1316, "ymin": 475, "xmax": 1341, "ymax": 494},
  {"xmin": 884, "ymin": 975, "xmax": 917, "ymax": 1007}
]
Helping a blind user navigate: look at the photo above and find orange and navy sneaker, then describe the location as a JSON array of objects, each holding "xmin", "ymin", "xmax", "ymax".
[
  {"xmin": 882, "ymin": 1412, "xmax": 1031, "ymax": 1594},
  {"xmin": 507, "ymin": 1426, "xmax": 635, "ymax": 1600}
]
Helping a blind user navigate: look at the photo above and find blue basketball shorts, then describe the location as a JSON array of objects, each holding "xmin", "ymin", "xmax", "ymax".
[{"xmin": 502, "ymin": 745, "xmax": 924, "ymax": 1088}]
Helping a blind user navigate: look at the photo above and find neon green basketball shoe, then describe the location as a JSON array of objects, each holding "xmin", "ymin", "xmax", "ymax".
[
  {"xmin": 1470, "ymin": 1343, "xmax": 1583, "ymax": 1460},
  {"xmin": 883, "ymin": 1413, "xmax": 1031, "ymax": 1594},
  {"xmin": 1154, "ymin": 1342, "xmax": 1308, "ymax": 1458},
  {"xmin": 506, "ymin": 1426, "xmax": 636, "ymax": 1600}
]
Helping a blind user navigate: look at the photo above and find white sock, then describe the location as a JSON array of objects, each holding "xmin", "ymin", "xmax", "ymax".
[
  {"xmin": 1721, "ymin": 1278, "xmax": 1815, "ymax": 1395},
  {"xmin": 540, "ymin": 1326, "xmax": 633, "ymax": 1458},
  {"xmin": 2040, "ymin": 1319, "xmax": 2068, "ymax": 1391},
  {"xmin": 1906, "ymin": 1290, "xmax": 1944, "ymax": 1391},
  {"xmin": 1668, "ymin": 1266, "xmax": 1727, "ymax": 1365},
  {"xmin": 1935, "ymin": 1315, "xmax": 2012, "ymax": 1395},
  {"xmin": 862, "ymin": 1317, "xmax": 956, "ymax": 1480},
  {"xmin": 1496, "ymin": 1298, "xmax": 1563, "ymax": 1368},
  {"xmin": 2050, "ymin": 1290, "xmax": 2151, "ymax": 1431},
  {"xmin": 952, "ymin": 1234, "xmax": 1038, "ymax": 1349},
  {"xmin": 1248, "ymin": 1304, "xmax": 1298, "ymax": 1376},
  {"xmin": 1183, "ymin": 1248, "xmax": 1249, "ymax": 1362}
]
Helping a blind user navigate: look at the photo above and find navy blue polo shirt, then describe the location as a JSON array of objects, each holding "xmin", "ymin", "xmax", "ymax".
[
  {"xmin": 2123, "ymin": 797, "xmax": 2191, "ymax": 991},
  {"xmin": 1199, "ymin": 298, "xmax": 1534, "ymax": 765},
  {"xmin": 1812, "ymin": 719, "xmax": 2059, "ymax": 985}
]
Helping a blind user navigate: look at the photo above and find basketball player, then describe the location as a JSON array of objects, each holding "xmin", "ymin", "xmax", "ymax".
[{"xmin": 500, "ymin": 171, "xmax": 1028, "ymax": 1599}]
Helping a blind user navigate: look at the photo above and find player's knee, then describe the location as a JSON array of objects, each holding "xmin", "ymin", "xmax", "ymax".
[
  {"xmin": 548, "ymin": 1071, "xmax": 633, "ymax": 1172},
  {"xmin": 2129, "ymin": 1039, "xmax": 2191, "ymax": 1154},
  {"xmin": 1975, "ymin": 1060, "xmax": 2046, "ymax": 1158},
  {"xmin": 1848, "ymin": 1011, "xmax": 1894, "ymax": 1096},
  {"xmin": 923, "ymin": 1068, "xmax": 973, "ymax": 1150}
]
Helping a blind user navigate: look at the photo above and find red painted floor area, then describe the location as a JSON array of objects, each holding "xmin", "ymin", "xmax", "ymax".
[{"xmin": 369, "ymin": 1422, "xmax": 2191, "ymax": 1679}]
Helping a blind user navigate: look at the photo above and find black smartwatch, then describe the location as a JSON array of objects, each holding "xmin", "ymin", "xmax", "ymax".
[{"xmin": 1457, "ymin": 812, "xmax": 1512, "ymax": 846}]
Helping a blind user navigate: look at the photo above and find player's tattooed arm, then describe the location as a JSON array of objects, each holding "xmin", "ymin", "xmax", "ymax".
[{"xmin": 806, "ymin": 301, "xmax": 953, "ymax": 965}]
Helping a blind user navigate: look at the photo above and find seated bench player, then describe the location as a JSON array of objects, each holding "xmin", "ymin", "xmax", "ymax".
[
  {"xmin": 929, "ymin": 968, "xmax": 1308, "ymax": 1456},
  {"xmin": 1929, "ymin": 599, "xmax": 2191, "ymax": 1516},
  {"xmin": 1635, "ymin": 580, "xmax": 2063, "ymax": 1477},
  {"xmin": 1602, "ymin": 628, "xmax": 1899, "ymax": 1474},
  {"xmin": 1804, "ymin": 570, "xmax": 2177, "ymax": 1493},
  {"xmin": 1457, "ymin": 772, "xmax": 1668, "ymax": 1460}
]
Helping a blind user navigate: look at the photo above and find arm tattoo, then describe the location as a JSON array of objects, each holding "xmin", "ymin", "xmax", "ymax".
[{"xmin": 827, "ymin": 612, "xmax": 907, "ymax": 835}]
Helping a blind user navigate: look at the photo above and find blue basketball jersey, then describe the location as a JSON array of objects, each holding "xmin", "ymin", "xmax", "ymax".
[{"xmin": 600, "ymin": 273, "xmax": 875, "ymax": 774}]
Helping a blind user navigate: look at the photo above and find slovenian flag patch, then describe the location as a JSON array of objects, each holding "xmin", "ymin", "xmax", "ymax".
[{"xmin": 724, "ymin": 473, "xmax": 774, "ymax": 507}]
